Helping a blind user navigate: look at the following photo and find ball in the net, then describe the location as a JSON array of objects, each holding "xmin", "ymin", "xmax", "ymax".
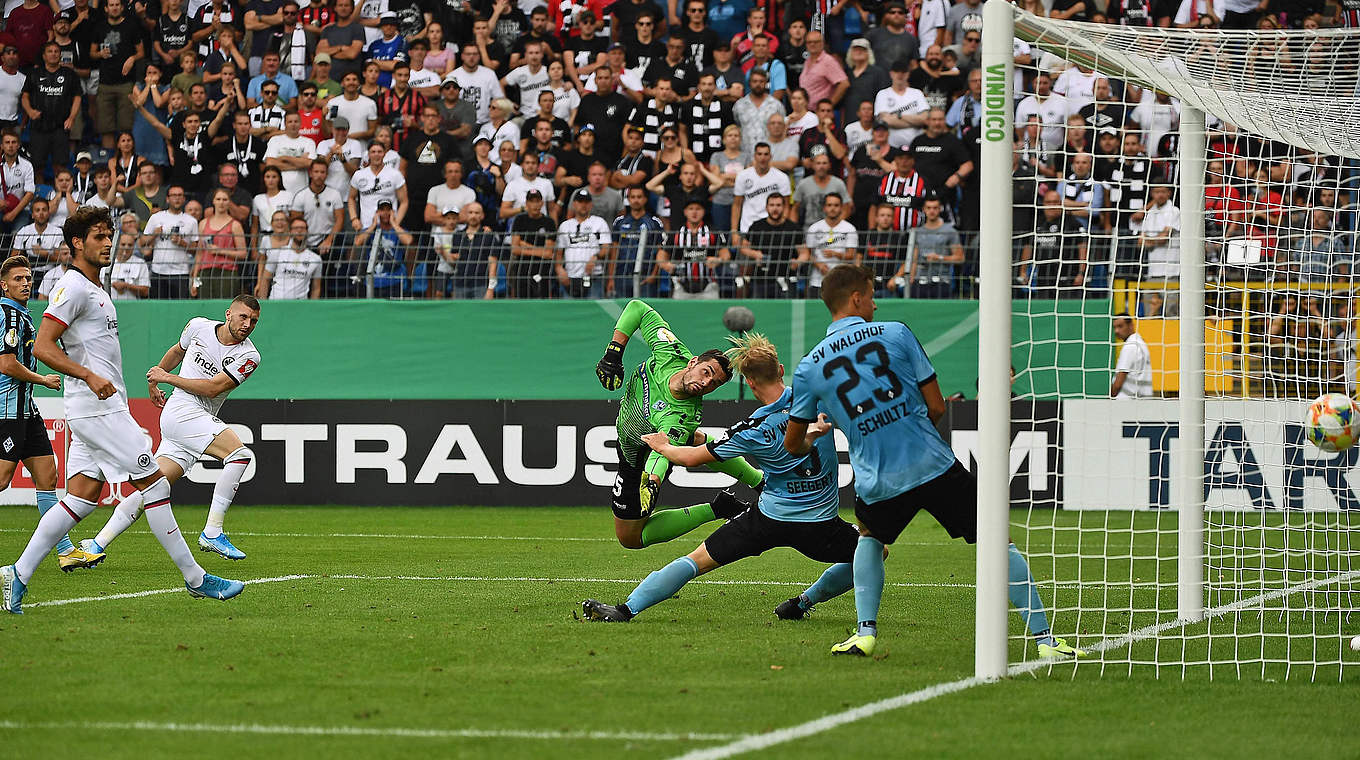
[
  {"xmin": 1304, "ymin": 393, "xmax": 1360, "ymax": 453},
  {"xmin": 1350, "ymin": 634, "xmax": 1360, "ymax": 652},
  {"xmin": 723, "ymin": 306, "xmax": 755, "ymax": 333}
]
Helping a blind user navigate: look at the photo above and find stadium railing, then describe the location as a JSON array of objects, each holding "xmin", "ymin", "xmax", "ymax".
[{"xmin": 105, "ymin": 227, "xmax": 987, "ymax": 301}]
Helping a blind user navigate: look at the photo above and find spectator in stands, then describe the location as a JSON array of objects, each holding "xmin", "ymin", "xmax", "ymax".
[
  {"xmin": 248, "ymin": 80, "xmax": 288, "ymax": 139},
  {"xmin": 794, "ymin": 153, "xmax": 850, "ymax": 229},
  {"xmin": 680, "ymin": 73, "xmax": 732, "ymax": 165},
  {"xmin": 709, "ymin": 123, "xmax": 747, "ymax": 233},
  {"xmin": 502, "ymin": 151, "xmax": 558, "ymax": 220},
  {"xmin": 733, "ymin": 69, "xmax": 784, "ymax": 156},
  {"xmin": 765, "ymin": 113, "xmax": 800, "ymax": 176},
  {"xmin": 306, "ymin": 54, "xmax": 342, "ymax": 103},
  {"xmin": 780, "ymin": 19, "xmax": 808, "ymax": 85},
  {"xmin": 11, "ymin": 197, "xmax": 62, "ymax": 278},
  {"xmin": 317, "ymin": 0, "xmax": 368, "ymax": 83},
  {"xmin": 512, "ymin": 6, "xmax": 562, "ymax": 67},
  {"xmin": 646, "ymin": 35, "xmax": 698, "ymax": 101},
  {"xmin": 706, "ymin": 0, "xmax": 752, "ymax": 42},
  {"xmin": 647, "ymin": 160, "xmax": 709, "ymax": 228},
  {"xmin": 1131, "ymin": 181, "xmax": 1181, "ymax": 279},
  {"xmin": 327, "ymin": 72, "xmax": 378, "ymax": 141},
  {"xmin": 33, "ymin": 244, "xmax": 69, "ymax": 300},
  {"xmin": 479, "ymin": 98, "xmax": 522, "ymax": 161},
  {"xmin": 1014, "ymin": 71, "xmax": 1070, "ymax": 155},
  {"xmin": 611, "ymin": 126, "xmax": 654, "ymax": 206},
  {"xmin": 91, "ymin": 0, "xmax": 146, "ymax": 152},
  {"xmin": 503, "ymin": 41, "xmax": 551, "ymax": 119},
  {"xmin": 678, "ymin": 0, "xmax": 719, "ymax": 71},
  {"xmin": 744, "ymin": 35, "xmax": 786, "ymax": 102},
  {"xmin": 365, "ymin": 15, "xmax": 408, "ymax": 89},
  {"xmin": 1131, "ymin": 90, "xmax": 1180, "ymax": 158},
  {"xmin": 902, "ymin": 193, "xmax": 963, "ymax": 298},
  {"xmin": 295, "ymin": 84, "xmax": 326, "ymax": 145},
  {"xmin": 46, "ymin": 169, "xmax": 78, "ymax": 230},
  {"xmin": 108, "ymin": 227, "xmax": 152, "ymax": 299},
  {"xmin": 732, "ymin": 7, "xmax": 778, "ymax": 72},
  {"xmin": 702, "ymin": 42, "xmax": 747, "ymax": 103},
  {"xmin": 583, "ymin": 162, "xmax": 623, "ymax": 225},
  {"xmin": 277, "ymin": 3, "xmax": 318, "ymax": 85},
  {"xmin": 194, "ymin": 187, "xmax": 250, "ymax": 299},
  {"xmin": 877, "ymin": 148, "xmax": 927, "ymax": 230},
  {"xmin": 910, "ymin": 108, "xmax": 972, "ymax": 202},
  {"xmin": 738, "ymin": 193, "xmax": 804, "ymax": 298},
  {"xmin": 203, "ymin": 26, "xmax": 248, "ymax": 100},
  {"xmin": 350, "ymin": 141, "xmax": 409, "ymax": 229},
  {"xmin": 290, "ymin": 160, "xmax": 344, "ymax": 260},
  {"xmin": 508, "ymin": 189, "xmax": 557, "ymax": 298},
  {"xmin": 248, "ymin": 51, "xmax": 299, "ymax": 108},
  {"xmin": 141, "ymin": 184, "xmax": 199, "ymax": 298},
  {"xmin": 875, "ymin": 58, "xmax": 929, "ymax": 149},
  {"xmin": 865, "ymin": 1, "xmax": 919, "ymax": 70},
  {"xmin": 264, "ymin": 112, "xmax": 317, "ymax": 195},
  {"xmin": 300, "ymin": 0, "xmax": 336, "ymax": 32},
  {"xmin": 378, "ymin": 63, "xmax": 427, "ymax": 151},
  {"xmin": 732, "ymin": 142, "xmax": 791, "ymax": 235},
  {"xmin": 947, "ymin": 30, "xmax": 981, "ymax": 76},
  {"xmin": 862, "ymin": 204, "xmax": 907, "ymax": 295},
  {"xmin": 164, "ymin": 110, "xmax": 228, "ymax": 198},
  {"xmin": 443, "ymin": 202, "xmax": 501, "ymax": 300},
  {"xmin": 155, "ymin": 0, "xmax": 196, "ymax": 71},
  {"xmin": 555, "ymin": 189, "xmax": 612, "ymax": 298},
  {"xmin": 8, "ymin": 0, "xmax": 54, "ymax": 68},
  {"xmin": 424, "ymin": 161, "xmax": 475, "ymax": 225},
  {"xmin": 252, "ymin": 165, "xmax": 291, "ymax": 241},
  {"xmin": 622, "ymin": 12, "xmax": 666, "ymax": 79},
  {"xmin": 909, "ymin": 44, "xmax": 963, "ymax": 112},
  {"xmin": 658, "ymin": 198, "xmax": 730, "ymax": 300},
  {"xmin": 123, "ymin": 163, "xmax": 167, "ymax": 227},
  {"xmin": 576, "ymin": 67, "xmax": 631, "ymax": 165},
  {"xmin": 258, "ymin": 214, "xmax": 323, "ymax": 299},
  {"xmin": 627, "ymin": 76, "xmax": 679, "ymax": 159},
  {"xmin": 22, "ymin": 42, "xmax": 81, "ymax": 183},
  {"xmin": 844, "ymin": 38, "xmax": 889, "ymax": 116},
  {"xmin": 798, "ymin": 192, "xmax": 858, "ymax": 299},
  {"xmin": 355, "ymin": 198, "xmax": 416, "ymax": 298},
  {"xmin": 1205, "ymin": 159, "xmax": 1247, "ymax": 241},
  {"xmin": 1291, "ymin": 209, "xmax": 1345, "ymax": 284},
  {"xmin": 543, "ymin": 64, "xmax": 579, "ymax": 130},
  {"xmin": 612, "ymin": 186, "xmax": 663, "ymax": 299},
  {"xmin": 1018, "ymin": 190, "xmax": 1087, "ymax": 298},
  {"xmin": 1058, "ymin": 152, "xmax": 1105, "ymax": 232},
  {"xmin": 565, "ymin": 10, "xmax": 609, "ymax": 89},
  {"xmin": 800, "ymin": 31, "xmax": 849, "ymax": 111}
]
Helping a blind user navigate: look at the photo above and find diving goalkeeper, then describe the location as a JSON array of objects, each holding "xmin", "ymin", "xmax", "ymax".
[{"xmin": 595, "ymin": 299, "xmax": 765, "ymax": 549}]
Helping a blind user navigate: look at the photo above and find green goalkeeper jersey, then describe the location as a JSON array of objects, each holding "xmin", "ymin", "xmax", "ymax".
[{"xmin": 613, "ymin": 300, "xmax": 705, "ymax": 471}]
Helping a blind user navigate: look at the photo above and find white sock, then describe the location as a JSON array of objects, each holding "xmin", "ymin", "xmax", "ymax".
[
  {"xmin": 15, "ymin": 496, "xmax": 97, "ymax": 583},
  {"xmin": 95, "ymin": 489, "xmax": 145, "ymax": 549},
  {"xmin": 139, "ymin": 478, "xmax": 206, "ymax": 587},
  {"xmin": 205, "ymin": 447, "xmax": 252, "ymax": 539}
]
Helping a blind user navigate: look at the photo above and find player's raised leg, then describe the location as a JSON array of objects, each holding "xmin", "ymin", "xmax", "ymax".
[
  {"xmin": 197, "ymin": 430, "xmax": 254, "ymax": 560},
  {"xmin": 83, "ymin": 486, "xmax": 144, "ymax": 555}
]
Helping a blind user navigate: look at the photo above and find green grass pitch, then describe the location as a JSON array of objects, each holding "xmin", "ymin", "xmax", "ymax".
[{"xmin": 0, "ymin": 505, "xmax": 1356, "ymax": 759}]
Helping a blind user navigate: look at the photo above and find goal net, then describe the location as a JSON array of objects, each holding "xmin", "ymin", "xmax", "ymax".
[{"xmin": 978, "ymin": 2, "xmax": 1360, "ymax": 681}]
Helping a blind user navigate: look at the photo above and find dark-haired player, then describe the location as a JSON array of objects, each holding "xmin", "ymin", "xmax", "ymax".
[
  {"xmin": 582, "ymin": 333, "xmax": 862, "ymax": 623},
  {"xmin": 0, "ymin": 255, "xmax": 103, "ymax": 572},
  {"xmin": 83, "ymin": 295, "xmax": 262, "ymax": 562},
  {"xmin": 784, "ymin": 265, "xmax": 1084, "ymax": 658},
  {"xmin": 2, "ymin": 207, "xmax": 243, "ymax": 613},
  {"xmin": 594, "ymin": 299, "xmax": 765, "ymax": 549}
]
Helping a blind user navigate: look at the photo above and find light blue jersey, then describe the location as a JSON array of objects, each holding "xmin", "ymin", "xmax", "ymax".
[
  {"xmin": 790, "ymin": 316, "xmax": 955, "ymax": 504},
  {"xmin": 707, "ymin": 387, "xmax": 839, "ymax": 522}
]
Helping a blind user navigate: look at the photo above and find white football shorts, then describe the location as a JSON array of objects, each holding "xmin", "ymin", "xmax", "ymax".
[
  {"xmin": 66, "ymin": 411, "xmax": 159, "ymax": 482},
  {"xmin": 155, "ymin": 405, "xmax": 229, "ymax": 474}
]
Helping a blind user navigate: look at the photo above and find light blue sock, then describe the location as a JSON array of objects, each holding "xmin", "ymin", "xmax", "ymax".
[
  {"xmin": 853, "ymin": 537, "xmax": 885, "ymax": 637},
  {"xmin": 37, "ymin": 490, "xmax": 74, "ymax": 554},
  {"xmin": 802, "ymin": 562, "xmax": 854, "ymax": 608},
  {"xmin": 1008, "ymin": 542, "xmax": 1051, "ymax": 640},
  {"xmin": 625, "ymin": 556, "xmax": 699, "ymax": 615}
]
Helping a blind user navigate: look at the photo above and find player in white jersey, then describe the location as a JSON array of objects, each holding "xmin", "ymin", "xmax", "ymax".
[
  {"xmin": 0, "ymin": 207, "xmax": 243, "ymax": 614},
  {"xmin": 83, "ymin": 296, "xmax": 263, "ymax": 562}
]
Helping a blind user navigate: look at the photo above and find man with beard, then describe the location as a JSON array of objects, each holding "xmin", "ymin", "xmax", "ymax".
[
  {"xmin": 399, "ymin": 104, "xmax": 459, "ymax": 233},
  {"xmin": 576, "ymin": 67, "xmax": 632, "ymax": 165}
]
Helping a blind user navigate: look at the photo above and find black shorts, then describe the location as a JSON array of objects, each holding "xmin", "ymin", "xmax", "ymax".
[
  {"xmin": 611, "ymin": 448, "xmax": 667, "ymax": 520},
  {"xmin": 0, "ymin": 416, "xmax": 53, "ymax": 462},
  {"xmin": 705, "ymin": 505, "xmax": 860, "ymax": 565},
  {"xmin": 854, "ymin": 460, "xmax": 977, "ymax": 545}
]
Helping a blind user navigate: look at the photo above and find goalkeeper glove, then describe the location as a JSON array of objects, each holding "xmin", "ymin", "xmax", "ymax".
[
  {"xmin": 596, "ymin": 340, "xmax": 626, "ymax": 390},
  {"xmin": 639, "ymin": 476, "xmax": 660, "ymax": 517}
]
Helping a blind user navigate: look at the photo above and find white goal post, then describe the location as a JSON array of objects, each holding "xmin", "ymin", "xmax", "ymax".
[{"xmin": 978, "ymin": 1, "xmax": 1360, "ymax": 680}]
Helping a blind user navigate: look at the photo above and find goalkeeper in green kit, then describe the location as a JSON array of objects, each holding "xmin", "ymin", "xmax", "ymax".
[{"xmin": 596, "ymin": 300, "xmax": 765, "ymax": 549}]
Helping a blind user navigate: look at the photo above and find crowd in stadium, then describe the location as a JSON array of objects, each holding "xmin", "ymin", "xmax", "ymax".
[{"xmin": 0, "ymin": 0, "xmax": 1349, "ymax": 300}]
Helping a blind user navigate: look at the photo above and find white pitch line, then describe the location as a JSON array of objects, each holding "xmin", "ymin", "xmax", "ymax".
[
  {"xmin": 26, "ymin": 574, "xmax": 974, "ymax": 608},
  {"xmin": 667, "ymin": 568, "xmax": 1360, "ymax": 760},
  {"xmin": 0, "ymin": 719, "xmax": 745, "ymax": 743}
]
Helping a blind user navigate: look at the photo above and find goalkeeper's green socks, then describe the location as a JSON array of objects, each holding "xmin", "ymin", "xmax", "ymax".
[
  {"xmin": 640, "ymin": 503, "xmax": 717, "ymax": 547},
  {"xmin": 706, "ymin": 455, "xmax": 764, "ymax": 488}
]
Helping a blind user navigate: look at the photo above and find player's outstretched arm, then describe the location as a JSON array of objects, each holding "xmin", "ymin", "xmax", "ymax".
[
  {"xmin": 597, "ymin": 299, "xmax": 660, "ymax": 390},
  {"xmin": 784, "ymin": 413, "xmax": 833, "ymax": 456},
  {"xmin": 147, "ymin": 367, "xmax": 237, "ymax": 399},
  {"xmin": 642, "ymin": 431, "xmax": 716, "ymax": 468},
  {"xmin": 35, "ymin": 317, "xmax": 115, "ymax": 399}
]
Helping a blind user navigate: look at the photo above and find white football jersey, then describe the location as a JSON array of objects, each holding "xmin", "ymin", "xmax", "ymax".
[
  {"xmin": 163, "ymin": 317, "xmax": 261, "ymax": 418},
  {"xmin": 43, "ymin": 269, "xmax": 127, "ymax": 420}
]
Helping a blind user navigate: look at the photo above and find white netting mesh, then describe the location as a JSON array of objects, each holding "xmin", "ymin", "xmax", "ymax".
[{"xmin": 1001, "ymin": 8, "xmax": 1359, "ymax": 680}]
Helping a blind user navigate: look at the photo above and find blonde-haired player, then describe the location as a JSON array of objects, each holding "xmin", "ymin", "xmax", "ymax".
[
  {"xmin": 81, "ymin": 296, "xmax": 262, "ymax": 561},
  {"xmin": 582, "ymin": 333, "xmax": 864, "ymax": 623}
]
